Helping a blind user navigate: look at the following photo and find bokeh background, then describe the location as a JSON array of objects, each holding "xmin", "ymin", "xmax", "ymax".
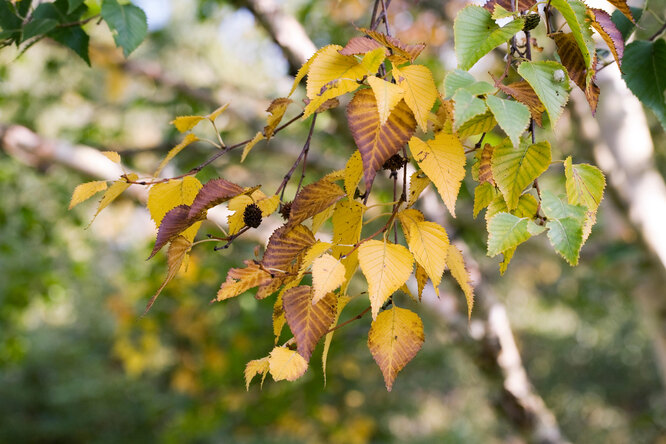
[{"xmin": 1, "ymin": 0, "xmax": 665, "ymax": 442}]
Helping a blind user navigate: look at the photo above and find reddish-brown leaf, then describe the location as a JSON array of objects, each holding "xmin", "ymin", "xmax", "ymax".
[
  {"xmin": 483, "ymin": 0, "xmax": 536, "ymax": 13},
  {"xmin": 347, "ymin": 88, "xmax": 417, "ymax": 190},
  {"xmin": 479, "ymin": 143, "xmax": 496, "ymax": 185},
  {"xmin": 339, "ymin": 36, "xmax": 388, "ymax": 56},
  {"xmin": 262, "ymin": 224, "xmax": 316, "ymax": 274},
  {"xmin": 149, "ymin": 205, "xmax": 193, "ymax": 258},
  {"xmin": 550, "ymin": 32, "xmax": 599, "ymax": 114},
  {"xmin": 187, "ymin": 178, "xmax": 245, "ymax": 219},
  {"xmin": 283, "ymin": 286, "xmax": 337, "ymax": 360},
  {"xmin": 286, "ymin": 179, "xmax": 345, "ymax": 230},
  {"xmin": 589, "ymin": 8, "xmax": 624, "ymax": 69},
  {"xmin": 496, "ymin": 80, "xmax": 545, "ymax": 126},
  {"xmin": 217, "ymin": 260, "xmax": 273, "ymax": 301},
  {"xmin": 358, "ymin": 28, "xmax": 425, "ymax": 63}
]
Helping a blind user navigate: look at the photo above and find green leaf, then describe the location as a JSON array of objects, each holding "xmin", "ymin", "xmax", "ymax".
[
  {"xmin": 564, "ymin": 156, "xmax": 605, "ymax": 212},
  {"xmin": 491, "ymin": 138, "xmax": 551, "ymax": 210},
  {"xmin": 518, "ymin": 61, "xmax": 570, "ymax": 126},
  {"xmin": 611, "ymin": 7, "xmax": 643, "ymax": 41},
  {"xmin": 546, "ymin": 217, "xmax": 583, "ymax": 265},
  {"xmin": 541, "ymin": 190, "xmax": 585, "ymax": 221},
  {"xmin": 101, "ymin": 0, "xmax": 147, "ymax": 57},
  {"xmin": 549, "ymin": 0, "xmax": 595, "ymax": 71},
  {"xmin": 67, "ymin": 0, "xmax": 85, "ymax": 14},
  {"xmin": 485, "ymin": 95, "xmax": 531, "ymax": 147},
  {"xmin": 473, "ymin": 182, "xmax": 497, "ymax": 218},
  {"xmin": 22, "ymin": 18, "xmax": 58, "ymax": 42},
  {"xmin": 49, "ymin": 26, "xmax": 90, "ymax": 65},
  {"xmin": 0, "ymin": 0, "xmax": 21, "ymax": 32},
  {"xmin": 454, "ymin": 5, "xmax": 524, "ymax": 71},
  {"xmin": 457, "ymin": 111, "xmax": 497, "ymax": 138},
  {"xmin": 622, "ymin": 39, "xmax": 666, "ymax": 129},
  {"xmin": 444, "ymin": 69, "xmax": 494, "ymax": 97},
  {"xmin": 453, "ymin": 89, "xmax": 487, "ymax": 131},
  {"xmin": 487, "ymin": 212, "xmax": 531, "ymax": 257}
]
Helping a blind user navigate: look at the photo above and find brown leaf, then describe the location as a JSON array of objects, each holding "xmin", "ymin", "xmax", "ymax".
[
  {"xmin": 358, "ymin": 28, "xmax": 425, "ymax": 63},
  {"xmin": 217, "ymin": 260, "xmax": 272, "ymax": 301},
  {"xmin": 283, "ymin": 286, "xmax": 337, "ymax": 360},
  {"xmin": 144, "ymin": 236, "xmax": 192, "ymax": 313},
  {"xmin": 482, "ymin": 0, "xmax": 535, "ymax": 13},
  {"xmin": 589, "ymin": 8, "xmax": 624, "ymax": 69},
  {"xmin": 149, "ymin": 205, "xmax": 193, "ymax": 259},
  {"xmin": 496, "ymin": 80, "xmax": 545, "ymax": 126},
  {"xmin": 550, "ymin": 32, "xmax": 599, "ymax": 114},
  {"xmin": 347, "ymin": 88, "xmax": 417, "ymax": 190},
  {"xmin": 187, "ymin": 178, "xmax": 246, "ymax": 219},
  {"xmin": 286, "ymin": 179, "xmax": 345, "ymax": 230},
  {"xmin": 265, "ymin": 98, "xmax": 293, "ymax": 140},
  {"xmin": 339, "ymin": 36, "xmax": 389, "ymax": 56},
  {"xmin": 479, "ymin": 143, "xmax": 496, "ymax": 185},
  {"xmin": 262, "ymin": 224, "xmax": 316, "ymax": 274}
]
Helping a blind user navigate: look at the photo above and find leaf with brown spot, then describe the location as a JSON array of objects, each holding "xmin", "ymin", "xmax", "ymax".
[
  {"xmin": 359, "ymin": 28, "xmax": 426, "ymax": 64},
  {"xmin": 368, "ymin": 306, "xmax": 424, "ymax": 391},
  {"xmin": 264, "ymin": 98, "xmax": 292, "ymax": 140},
  {"xmin": 283, "ymin": 286, "xmax": 337, "ymax": 361},
  {"xmin": 550, "ymin": 32, "xmax": 599, "ymax": 114},
  {"xmin": 407, "ymin": 171, "xmax": 430, "ymax": 207},
  {"xmin": 144, "ymin": 236, "xmax": 192, "ymax": 313},
  {"xmin": 496, "ymin": 80, "xmax": 545, "ymax": 126},
  {"xmin": 149, "ymin": 205, "xmax": 193, "ymax": 259},
  {"xmin": 217, "ymin": 260, "xmax": 272, "ymax": 301},
  {"xmin": 347, "ymin": 88, "xmax": 417, "ymax": 190},
  {"xmin": 479, "ymin": 143, "xmax": 495, "ymax": 185},
  {"xmin": 482, "ymin": 0, "xmax": 536, "ymax": 14},
  {"xmin": 286, "ymin": 179, "xmax": 345, "ymax": 230},
  {"xmin": 187, "ymin": 178, "xmax": 246, "ymax": 219},
  {"xmin": 589, "ymin": 8, "xmax": 624, "ymax": 69},
  {"xmin": 339, "ymin": 36, "xmax": 388, "ymax": 56}
]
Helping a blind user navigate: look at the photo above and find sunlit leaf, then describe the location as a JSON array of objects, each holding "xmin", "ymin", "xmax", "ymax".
[
  {"xmin": 446, "ymin": 245, "xmax": 474, "ymax": 319},
  {"xmin": 361, "ymin": 47, "xmax": 386, "ymax": 73},
  {"xmin": 496, "ymin": 80, "xmax": 545, "ymax": 126},
  {"xmin": 541, "ymin": 191, "xmax": 586, "ymax": 265},
  {"xmin": 407, "ymin": 171, "xmax": 430, "ymax": 207},
  {"xmin": 394, "ymin": 64, "xmax": 439, "ymax": 132},
  {"xmin": 101, "ymin": 151, "xmax": 121, "ymax": 163},
  {"xmin": 148, "ymin": 177, "xmax": 203, "ymax": 242},
  {"xmin": 283, "ymin": 286, "xmax": 337, "ymax": 360},
  {"xmin": 262, "ymin": 224, "xmax": 316, "ymax": 276},
  {"xmin": 69, "ymin": 180, "xmax": 107, "ymax": 209},
  {"xmin": 311, "ymin": 254, "xmax": 346, "ymax": 304},
  {"xmin": 473, "ymin": 182, "xmax": 498, "ymax": 218},
  {"xmin": 154, "ymin": 134, "xmax": 199, "ymax": 177},
  {"xmin": 245, "ymin": 357, "xmax": 270, "ymax": 390},
  {"xmin": 241, "ymin": 131, "xmax": 265, "ymax": 162},
  {"xmin": 339, "ymin": 36, "xmax": 387, "ymax": 56},
  {"xmin": 264, "ymin": 98, "xmax": 292, "ymax": 139},
  {"xmin": 207, "ymin": 103, "xmax": 229, "ymax": 122},
  {"xmin": 482, "ymin": 0, "xmax": 536, "ymax": 14},
  {"xmin": 89, "ymin": 173, "xmax": 137, "ymax": 226},
  {"xmin": 343, "ymin": 150, "xmax": 364, "ymax": 197},
  {"xmin": 453, "ymin": 89, "xmax": 487, "ymax": 131},
  {"xmin": 268, "ymin": 347, "xmax": 308, "ymax": 381},
  {"xmin": 368, "ymin": 306, "xmax": 424, "ymax": 391},
  {"xmin": 402, "ymin": 221, "xmax": 449, "ymax": 295},
  {"xmin": 359, "ymin": 28, "xmax": 425, "ymax": 64},
  {"xmin": 171, "ymin": 115, "xmax": 205, "ymax": 133},
  {"xmin": 457, "ymin": 111, "xmax": 497, "ymax": 138},
  {"xmin": 367, "ymin": 76, "xmax": 405, "ymax": 126}
]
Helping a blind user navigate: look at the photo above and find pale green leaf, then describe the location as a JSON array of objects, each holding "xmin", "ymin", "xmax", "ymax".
[
  {"xmin": 485, "ymin": 95, "xmax": 531, "ymax": 147},
  {"xmin": 487, "ymin": 212, "xmax": 532, "ymax": 257},
  {"xmin": 517, "ymin": 61, "xmax": 570, "ymax": 126},
  {"xmin": 453, "ymin": 89, "xmax": 488, "ymax": 131}
]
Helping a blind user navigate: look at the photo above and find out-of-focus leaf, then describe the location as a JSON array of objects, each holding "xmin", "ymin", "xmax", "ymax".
[{"xmin": 101, "ymin": 0, "xmax": 147, "ymax": 57}]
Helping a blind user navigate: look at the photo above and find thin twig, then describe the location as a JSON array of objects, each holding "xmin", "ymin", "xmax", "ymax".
[
  {"xmin": 649, "ymin": 22, "xmax": 666, "ymax": 41},
  {"xmin": 324, "ymin": 306, "xmax": 372, "ymax": 335},
  {"xmin": 276, "ymin": 113, "xmax": 317, "ymax": 199}
]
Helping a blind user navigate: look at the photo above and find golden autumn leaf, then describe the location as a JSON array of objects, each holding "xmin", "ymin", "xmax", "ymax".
[
  {"xmin": 347, "ymin": 88, "xmax": 417, "ymax": 190},
  {"xmin": 286, "ymin": 178, "xmax": 345, "ymax": 230},
  {"xmin": 154, "ymin": 134, "xmax": 199, "ymax": 177},
  {"xmin": 227, "ymin": 191, "xmax": 279, "ymax": 235},
  {"xmin": 361, "ymin": 47, "xmax": 387, "ymax": 73},
  {"xmin": 367, "ymin": 76, "xmax": 405, "ymax": 126},
  {"xmin": 312, "ymin": 253, "xmax": 346, "ymax": 304},
  {"xmin": 446, "ymin": 244, "xmax": 474, "ymax": 319},
  {"xmin": 397, "ymin": 209, "xmax": 425, "ymax": 238},
  {"xmin": 343, "ymin": 151, "xmax": 364, "ymax": 198},
  {"xmin": 217, "ymin": 260, "xmax": 272, "ymax": 301},
  {"xmin": 89, "ymin": 173, "xmax": 138, "ymax": 226},
  {"xmin": 171, "ymin": 115, "xmax": 205, "ymax": 133},
  {"xmin": 144, "ymin": 235, "xmax": 192, "ymax": 313},
  {"xmin": 283, "ymin": 286, "xmax": 337, "ymax": 360},
  {"xmin": 264, "ymin": 98, "xmax": 292, "ymax": 139},
  {"xmin": 393, "ymin": 64, "xmax": 439, "ymax": 132},
  {"xmin": 359, "ymin": 28, "xmax": 426, "ymax": 64},
  {"xmin": 311, "ymin": 203, "xmax": 335, "ymax": 234},
  {"xmin": 402, "ymin": 220, "xmax": 449, "ymax": 295},
  {"xmin": 148, "ymin": 177, "xmax": 203, "ymax": 243},
  {"xmin": 101, "ymin": 151, "xmax": 121, "ymax": 163},
  {"xmin": 358, "ymin": 240, "xmax": 414, "ymax": 320},
  {"xmin": 207, "ymin": 103, "xmax": 229, "ymax": 122},
  {"xmin": 245, "ymin": 357, "xmax": 270, "ymax": 390},
  {"xmin": 299, "ymin": 242, "xmax": 333, "ymax": 274},
  {"xmin": 368, "ymin": 306, "xmax": 424, "ymax": 391},
  {"xmin": 262, "ymin": 224, "xmax": 316, "ymax": 275},
  {"xmin": 407, "ymin": 171, "xmax": 430, "ymax": 207},
  {"xmin": 415, "ymin": 264, "xmax": 428, "ymax": 300},
  {"xmin": 241, "ymin": 131, "xmax": 265, "ymax": 162},
  {"xmin": 332, "ymin": 199, "xmax": 366, "ymax": 294},
  {"xmin": 289, "ymin": 46, "xmax": 329, "ymax": 97},
  {"xmin": 69, "ymin": 180, "xmax": 108, "ymax": 209},
  {"xmin": 409, "ymin": 133, "xmax": 466, "ymax": 217},
  {"xmin": 268, "ymin": 346, "xmax": 308, "ymax": 381}
]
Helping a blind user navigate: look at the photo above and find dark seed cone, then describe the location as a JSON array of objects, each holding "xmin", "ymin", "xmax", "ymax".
[
  {"xmin": 523, "ymin": 14, "xmax": 540, "ymax": 32},
  {"xmin": 243, "ymin": 203, "xmax": 263, "ymax": 228},
  {"xmin": 382, "ymin": 154, "xmax": 405, "ymax": 172},
  {"xmin": 279, "ymin": 202, "xmax": 292, "ymax": 220}
]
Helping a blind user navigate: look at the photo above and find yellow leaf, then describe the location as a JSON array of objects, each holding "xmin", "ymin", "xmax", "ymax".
[
  {"xmin": 89, "ymin": 173, "xmax": 137, "ymax": 225},
  {"xmin": 144, "ymin": 236, "xmax": 192, "ymax": 313},
  {"xmin": 415, "ymin": 264, "xmax": 428, "ymax": 300},
  {"xmin": 343, "ymin": 151, "xmax": 364, "ymax": 198},
  {"xmin": 273, "ymin": 289, "xmax": 287, "ymax": 343},
  {"xmin": 304, "ymin": 45, "xmax": 368, "ymax": 118},
  {"xmin": 402, "ymin": 221, "xmax": 449, "ymax": 295},
  {"xmin": 446, "ymin": 244, "xmax": 474, "ymax": 319},
  {"xmin": 69, "ymin": 180, "xmax": 108, "ymax": 209},
  {"xmin": 147, "ymin": 177, "xmax": 203, "ymax": 242},
  {"xmin": 289, "ymin": 46, "xmax": 327, "ymax": 97},
  {"xmin": 322, "ymin": 294, "xmax": 351, "ymax": 386},
  {"xmin": 241, "ymin": 131, "xmax": 265, "ymax": 162},
  {"xmin": 358, "ymin": 240, "xmax": 414, "ymax": 320},
  {"xmin": 407, "ymin": 171, "xmax": 430, "ymax": 207},
  {"xmin": 367, "ymin": 76, "xmax": 406, "ymax": 126},
  {"xmin": 171, "ymin": 115, "xmax": 205, "ymax": 133},
  {"xmin": 312, "ymin": 254, "xmax": 346, "ymax": 304},
  {"xmin": 397, "ymin": 209, "xmax": 425, "ymax": 241},
  {"xmin": 361, "ymin": 47, "xmax": 386, "ymax": 73},
  {"xmin": 245, "ymin": 357, "xmax": 270, "ymax": 390},
  {"xmin": 394, "ymin": 65, "xmax": 439, "ymax": 132},
  {"xmin": 368, "ymin": 306, "xmax": 424, "ymax": 391},
  {"xmin": 299, "ymin": 241, "xmax": 332, "ymax": 271},
  {"xmin": 264, "ymin": 98, "xmax": 292, "ymax": 139},
  {"xmin": 227, "ymin": 191, "xmax": 277, "ymax": 235},
  {"xmin": 331, "ymin": 200, "xmax": 366, "ymax": 294},
  {"xmin": 268, "ymin": 346, "xmax": 308, "ymax": 381},
  {"xmin": 359, "ymin": 28, "xmax": 426, "ymax": 64},
  {"xmin": 154, "ymin": 134, "xmax": 199, "ymax": 177},
  {"xmin": 283, "ymin": 286, "xmax": 337, "ymax": 360},
  {"xmin": 207, "ymin": 103, "xmax": 229, "ymax": 121},
  {"xmin": 311, "ymin": 204, "xmax": 334, "ymax": 234},
  {"xmin": 409, "ymin": 133, "xmax": 466, "ymax": 217},
  {"xmin": 101, "ymin": 151, "xmax": 121, "ymax": 163}
]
